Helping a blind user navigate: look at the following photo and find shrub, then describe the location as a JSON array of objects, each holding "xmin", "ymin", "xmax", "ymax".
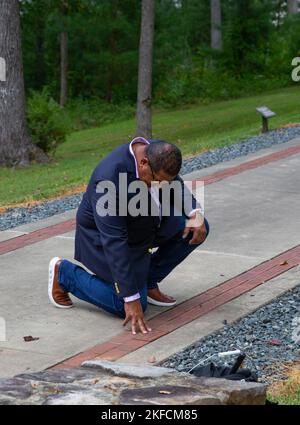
[
  {"xmin": 65, "ymin": 98, "xmax": 135, "ymax": 131},
  {"xmin": 27, "ymin": 89, "xmax": 71, "ymax": 154},
  {"xmin": 154, "ymin": 59, "xmax": 291, "ymax": 108}
]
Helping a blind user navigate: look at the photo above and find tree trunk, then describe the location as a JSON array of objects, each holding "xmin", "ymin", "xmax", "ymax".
[
  {"xmin": 60, "ymin": 1, "xmax": 68, "ymax": 107},
  {"xmin": 106, "ymin": 0, "xmax": 118, "ymax": 103},
  {"xmin": 136, "ymin": 0, "xmax": 155, "ymax": 138},
  {"xmin": 210, "ymin": 0, "xmax": 222, "ymax": 51},
  {"xmin": 0, "ymin": 0, "xmax": 48, "ymax": 166},
  {"xmin": 60, "ymin": 30, "xmax": 68, "ymax": 107},
  {"xmin": 287, "ymin": 0, "xmax": 298, "ymax": 15}
]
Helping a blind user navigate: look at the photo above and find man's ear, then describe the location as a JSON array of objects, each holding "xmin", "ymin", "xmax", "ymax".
[{"xmin": 140, "ymin": 157, "xmax": 149, "ymax": 166}]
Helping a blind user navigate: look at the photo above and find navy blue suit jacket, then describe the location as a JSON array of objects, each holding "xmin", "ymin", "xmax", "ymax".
[{"xmin": 75, "ymin": 140, "xmax": 198, "ymax": 298}]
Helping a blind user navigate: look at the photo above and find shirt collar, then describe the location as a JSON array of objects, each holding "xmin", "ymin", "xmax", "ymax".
[{"xmin": 129, "ymin": 137, "xmax": 150, "ymax": 178}]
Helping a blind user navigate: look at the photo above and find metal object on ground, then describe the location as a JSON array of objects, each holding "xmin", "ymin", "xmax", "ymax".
[
  {"xmin": 229, "ymin": 353, "xmax": 246, "ymax": 374},
  {"xmin": 188, "ymin": 349, "xmax": 242, "ymax": 373}
]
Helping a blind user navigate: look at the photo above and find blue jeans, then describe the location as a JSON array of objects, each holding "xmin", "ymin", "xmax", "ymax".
[{"xmin": 59, "ymin": 217, "xmax": 209, "ymax": 319}]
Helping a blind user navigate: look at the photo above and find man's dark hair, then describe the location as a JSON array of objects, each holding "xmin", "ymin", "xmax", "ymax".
[{"xmin": 145, "ymin": 140, "xmax": 182, "ymax": 176}]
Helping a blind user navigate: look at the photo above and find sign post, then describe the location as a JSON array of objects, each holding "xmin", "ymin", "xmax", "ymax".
[{"xmin": 256, "ymin": 106, "xmax": 276, "ymax": 133}]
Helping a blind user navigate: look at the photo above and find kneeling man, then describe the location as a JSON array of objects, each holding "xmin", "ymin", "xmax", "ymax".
[{"xmin": 48, "ymin": 137, "xmax": 209, "ymax": 334}]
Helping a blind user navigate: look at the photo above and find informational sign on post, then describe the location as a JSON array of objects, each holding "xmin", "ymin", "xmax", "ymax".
[{"xmin": 256, "ymin": 106, "xmax": 276, "ymax": 133}]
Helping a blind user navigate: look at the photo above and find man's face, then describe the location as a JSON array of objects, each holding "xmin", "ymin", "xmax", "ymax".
[{"xmin": 138, "ymin": 157, "xmax": 176, "ymax": 187}]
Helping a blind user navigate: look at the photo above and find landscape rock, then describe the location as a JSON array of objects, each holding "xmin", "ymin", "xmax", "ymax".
[
  {"xmin": 120, "ymin": 385, "xmax": 222, "ymax": 405},
  {"xmin": 0, "ymin": 363, "xmax": 268, "ymax": 405},
  {"xmin": 43, "ymin": 390, "xmax": 113, "ymax": 405},
  {"xmin": 193, "ymin": 377, "xmax": 267, "ymax": 405},
  {"xmin": 82, "ymin": 359, "xmax": 176, "ymax": 379},
  {"xmin": 16, "ymin": 367, "xmax": 98, "ymax": 384},
  {"xmin": 0, "ymin": 378, "xmax": 33, "ymax": 399}
]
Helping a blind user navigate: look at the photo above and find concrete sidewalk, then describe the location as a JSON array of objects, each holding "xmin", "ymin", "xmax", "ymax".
[{"xmin": 0, "ymin": 138, "xmax": 300, "ymax": 377}]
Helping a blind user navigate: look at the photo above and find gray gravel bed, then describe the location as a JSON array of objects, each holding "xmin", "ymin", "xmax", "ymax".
[
  {"xmin": 0, "ymin": 193, "xmax": 83, "ymax": 232},
  {"xmin": 180, "ymin": 125, "xmax": 300, "ymax": 174},
  {"xmin": 1, "ymin": 125, "xmax": 300, "ymax": 231},
  {"xmin": 161, "ymin": 285, "xmax": 300, "ymax": 384}
]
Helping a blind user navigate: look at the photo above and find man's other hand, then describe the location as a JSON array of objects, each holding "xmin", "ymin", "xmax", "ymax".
[
  {"xmin": 182, "ymin": 211, "xmax": 207, "ymax": 245},
  {"xmin": 123, "ymin": 299, "xmax": 152, "ymax": 335}
]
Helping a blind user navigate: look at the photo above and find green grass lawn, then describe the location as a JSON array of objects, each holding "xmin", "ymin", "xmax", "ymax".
[
  {"xmin": 0, "ymin": 86, "xmax": 299, "ymax": 209},
  {"xmin": 268, "ymin": 391, "xmax": 300, "ymax": 405},
  {"xmin": 267, "ymin": 364, "xmax": 300, "ymax": 405}
]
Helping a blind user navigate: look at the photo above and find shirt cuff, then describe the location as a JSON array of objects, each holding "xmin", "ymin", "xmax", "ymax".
[
  {"xmin": 124, "ymin": 292, "xmax": 141, "ymax": 303},
  {"xmin": 188, "ymin": 208, "xmax": 203, "ymax": 217}
]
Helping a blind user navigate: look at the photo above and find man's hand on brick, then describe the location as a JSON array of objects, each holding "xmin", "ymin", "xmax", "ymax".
[{"xmin": 123, "ymin": 299, "xmax": 152, "ymax": 335}]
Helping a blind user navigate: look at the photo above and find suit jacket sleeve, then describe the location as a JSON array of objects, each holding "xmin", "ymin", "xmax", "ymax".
[
  {"xmin": 90, "ymin": 181, "xmax": 139, "ymax": 299},
  {"xmin": 173, "ymin": 175, "xmax": 202, "ymax": 218}
]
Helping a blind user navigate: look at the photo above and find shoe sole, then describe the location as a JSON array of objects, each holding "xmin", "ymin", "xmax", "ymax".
[
  {"xmin": 48, "ymin": 257, "xmax": 73, "ymax": 309},
  {"xmin": 147, "ymin": 296, "xmax": 177, "ymax": 307}
]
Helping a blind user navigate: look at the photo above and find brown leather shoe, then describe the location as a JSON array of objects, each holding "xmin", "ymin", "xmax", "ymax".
[{"xmin": 48, "ymin": 257, "xmax": 73, "ymax": 309}]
